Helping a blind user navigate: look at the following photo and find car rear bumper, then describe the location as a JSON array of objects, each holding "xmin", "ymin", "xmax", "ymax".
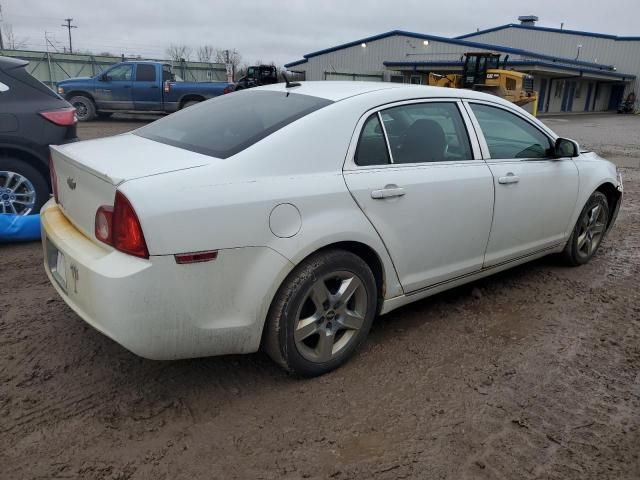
[{"xmin": 41, "ymin": 199, "xmax": 293, "ymax": 360}]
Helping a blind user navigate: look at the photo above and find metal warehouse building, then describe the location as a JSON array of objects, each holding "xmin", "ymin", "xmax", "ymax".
[{"xmin": 285, "ymin": 16, "xmax": 639, "ymax": 114}]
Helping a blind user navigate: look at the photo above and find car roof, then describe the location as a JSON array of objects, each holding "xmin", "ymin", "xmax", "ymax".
[
  {"xmin": 0, "ymin": 56, "xmax": 29, "ymax": 71},
  {"xmin": 255, "ymin": 80, "xmax": 515, "ymax": 106}
]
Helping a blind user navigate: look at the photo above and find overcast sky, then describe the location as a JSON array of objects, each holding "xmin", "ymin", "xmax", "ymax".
[{"xmin": 2, "ymin": 0, "xmax": 639, "ymax": 66}]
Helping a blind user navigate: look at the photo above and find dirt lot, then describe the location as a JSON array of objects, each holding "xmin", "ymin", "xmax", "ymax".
[{"xmin": 1, "ymin": 114, "xmax": 639, "ymax": 479}]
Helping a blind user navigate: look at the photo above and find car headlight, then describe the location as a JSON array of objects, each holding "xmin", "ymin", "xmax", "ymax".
[{"xmin": 57, "ymin": 86, "xmax": 64, "ymax": 95}]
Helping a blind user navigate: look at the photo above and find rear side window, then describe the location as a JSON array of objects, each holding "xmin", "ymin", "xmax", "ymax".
[
  {"xmin": 355, "ymin": 114, "xmax": 390, "ymax": 166},
  {"xmin": 136, "ymin": 64, "xmax": 156, "ymax": 82},
  {"xmin": 470, "ymin": 103, "xmax": 552, "ymax": 159},
  {"xmin": 135, "ymin": 90, "xmax": 333, "ymax": 159},
  {"xmin": 381, "ymin": 102, "xmax": 473, "ymax": 163},
  {"xmin": 3, "ymin": 65, "xmax": 59, "ymax": 98}
]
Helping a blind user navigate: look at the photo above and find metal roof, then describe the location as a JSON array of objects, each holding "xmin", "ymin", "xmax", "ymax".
[
  {"xmin": 456, "ymin": 23, "xmax": 640, "ymax": 41},
  {"xmin": 284, "ymin": 30, "xmax": 617, "ymax": 70}
]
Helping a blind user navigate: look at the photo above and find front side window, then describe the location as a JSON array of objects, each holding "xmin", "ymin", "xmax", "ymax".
[
  {"xmin": 355, "ymin": 114, "xmax": 390, "ymax": 166},
  {"xmin": 470, "ymin": 103, "xmax": 552, "ymax": 159},
  {"xmin": 106, "ymin": 64, "xmax": 133, "ymax": 81},
  {"xmin": 380, "ymin": 102, "xmax": 473, "ymax": 164},
  {"xmin": 135, "ymin": 90, "xmax": 333, "ymax": 159}
]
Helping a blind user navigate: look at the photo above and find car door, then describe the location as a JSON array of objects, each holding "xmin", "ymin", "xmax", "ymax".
[
  {"xmin": 132, "ymin": 64, "xmax": 161, "ymax": 110},
  {"xmin": 466, "ymin": 102, "xmax": 579, "ymax": 267},
  {"xmin": 94, "ymin": 64, "xmax": 134, "ymax": 110},
  {"xmin": 343, "ymin": 100, "xmax": 495, "ymax": 293}
]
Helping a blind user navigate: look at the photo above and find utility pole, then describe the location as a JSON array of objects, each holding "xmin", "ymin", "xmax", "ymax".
[
  {"xmin": 0, "ymin": 4, "xmax": 5, "ymax": 50},
  {"xmin": 61, "ymin": 18, "xmax": 77, "ymax": 53}
]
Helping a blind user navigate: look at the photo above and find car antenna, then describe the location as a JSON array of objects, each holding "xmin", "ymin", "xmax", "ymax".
[{"xmin": 282, "ymin": 71, "xmax": 301, "ymax": 88}]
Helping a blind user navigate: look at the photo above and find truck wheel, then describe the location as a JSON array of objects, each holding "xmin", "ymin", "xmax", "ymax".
[
  {"xmin": 181, "ymin": 100, "xmax": 201, "ymax": 109},
  {"xmin": 69, "ymin": 96, "xmax": 96, "ymax": 122},
  {"xmin": 0, "ymin": 157, "xmax": 50, "ymax": 215}
]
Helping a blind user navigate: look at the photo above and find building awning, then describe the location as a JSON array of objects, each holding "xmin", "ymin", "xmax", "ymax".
[{"xmin": 383, "ymin": 61, "xmax": 635, "ymax": 82}]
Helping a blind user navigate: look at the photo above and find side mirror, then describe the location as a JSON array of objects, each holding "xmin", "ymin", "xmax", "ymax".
[
  {"xmin": 100, "ymin": 73, "xmax": 109, "ymax": 82},
  {"xmin": 554, "ymin": 137, "xmax": 579, "ymax": 158}
]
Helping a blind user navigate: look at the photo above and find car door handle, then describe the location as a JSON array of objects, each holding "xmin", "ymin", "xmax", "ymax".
[
  {"xmin": 371, "ymin": 186, "xmax": 406, "ymax": 199},
  {"xmin": 498, "ymin": 173, "xmax": 520, "ymax": 184}
]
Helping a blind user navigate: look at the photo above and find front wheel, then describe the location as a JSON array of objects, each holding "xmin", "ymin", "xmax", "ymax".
[
  {"xmin": 562, "ymin": 191, "xmax": 610, "ymax": 266},
  {"xmin": 263, "ymin": 250, "xmax": 377, "ymax": 377},
  {"xmin": 69, "ymin": 95, "xmax": 96, "ymax": 122}
]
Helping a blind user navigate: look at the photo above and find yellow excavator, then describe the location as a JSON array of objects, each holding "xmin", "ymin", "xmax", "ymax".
[{"xmin": 428, "ymin": 52, "xmax": 538, "ymax": 114}]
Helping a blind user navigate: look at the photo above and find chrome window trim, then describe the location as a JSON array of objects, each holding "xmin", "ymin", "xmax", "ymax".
[
  {"xmin": 344, "ymin": 97, "xmax": 483, "ymax": 171},
  {"xmin": 463, "ymin": 99, "xmax": 559, "ymax": 162}
]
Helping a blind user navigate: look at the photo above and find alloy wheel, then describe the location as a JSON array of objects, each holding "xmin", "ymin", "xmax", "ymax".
[
  {"xmin": 576, "ymin": 204, "xmax": 607, "ymax": 257},
  {"xmin": 294, "ymin": 271, "xmax": 368, "ymax": 363},
  {"xmin": 0, "ymin": 170, "xmax": 37, "ymax": 215}
]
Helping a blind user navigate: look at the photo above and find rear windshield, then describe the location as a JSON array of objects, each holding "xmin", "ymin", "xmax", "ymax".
[
  {"xmin": 4, "ymin": 65, "xmax": 61, "ymax": 98},
  {"xmin": 134, "ymin": 90, "xmax": 333, "ymax": 159}
]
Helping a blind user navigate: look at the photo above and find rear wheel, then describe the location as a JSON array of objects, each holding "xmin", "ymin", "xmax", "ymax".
[
  {"xmin": 0, "ymin": 157, "xmax": 49, "ymax": 215},
  {"xmin": 181, "ymin": 100, "xmax": 201, "ymax": 109},
  {"xmin": 69, "ymin": 95, "xmax": 96, "ymax": 122},
  {"xmin": 264, "ymin": 250, "xmax": 377, "ymax": 377},
  {"xmin": 563, "ymin": 191, "xmax": 610, "ymax": 266}
]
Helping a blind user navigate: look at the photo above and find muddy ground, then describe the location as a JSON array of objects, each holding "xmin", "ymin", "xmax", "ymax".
[{"xmin": 1, "ymin": 115, "xmax": 639, "ymax": 479}]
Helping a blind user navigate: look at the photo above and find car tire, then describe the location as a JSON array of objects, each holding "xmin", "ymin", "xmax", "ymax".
[
  {"xmin": 562, "ymin": 191, "xmax": 610, "ymax": 266},
  {"xmin": 69, "ymin": 95, "xmax": 96, "ymax": 122},
  {"xmin": 0, "ymin": 157, "xmax": 50, "ymax": 215},
  {"xmin": 181, "ymin": 100, "xmax": 200, "ymax": 109},
  {"xmin": 263, "ymin": 249, "xmax": 377, "ymax": 377}
]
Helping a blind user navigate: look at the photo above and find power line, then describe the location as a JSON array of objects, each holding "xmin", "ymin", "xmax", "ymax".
[{"xmin": 60, "ymin": 17, "xmax": 76, "ymax": 53}]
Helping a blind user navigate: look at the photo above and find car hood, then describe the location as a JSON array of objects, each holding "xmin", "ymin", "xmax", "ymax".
[{"xmin": 51, "ymin": 133, "xmax": 215, "ymax": 185}]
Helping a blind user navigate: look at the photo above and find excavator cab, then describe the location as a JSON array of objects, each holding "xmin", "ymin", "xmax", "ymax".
[{"xmin": 462, "ymin": 53, "xmax": 501, "ymax": 88}]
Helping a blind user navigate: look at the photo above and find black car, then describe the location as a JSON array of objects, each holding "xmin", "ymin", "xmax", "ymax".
[{"xmin": 0, "ymin": 56, "xmax": 77, "ymax": 215}]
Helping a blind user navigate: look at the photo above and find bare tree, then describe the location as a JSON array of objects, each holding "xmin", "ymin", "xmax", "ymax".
[
  {"xmin": 4, "ymin": 24, "xmax": 28, "ymax": 50},
  {"xmin": 214, "ymin": 48, "xmax": 242, "ymax": 69},
  {"xmin": 197, "ymin": 45, "xmax": 215, "ymax": 63},
  {"xmin": 166, "ymin": 44, "xmax": 192, "ymax": 62}
]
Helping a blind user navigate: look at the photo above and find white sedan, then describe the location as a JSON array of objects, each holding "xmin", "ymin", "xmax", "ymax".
[{"xmin": 42, "ymin": 82, "xmax": 623, "ymax": 376}]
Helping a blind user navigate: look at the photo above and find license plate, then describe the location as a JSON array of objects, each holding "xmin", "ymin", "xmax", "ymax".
[{"xmin": 47, "ymin": 239, "xmax": 67, "ymax": 291}]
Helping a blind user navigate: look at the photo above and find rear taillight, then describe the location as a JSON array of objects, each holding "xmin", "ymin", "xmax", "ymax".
[
  {"xmin": 223, "ymin": 86, "xmax": 233, "ymax": 94},
  {"xmin": 40, "ymin": 107, "xmax": 77, "ymax": 126},
  {"xmin": 95, "ymin": 191, "xmax": 149, "ymax": 259},
  {"xmin": 49, "ymin": 154, "xmax": 59, "ymax": 203}
]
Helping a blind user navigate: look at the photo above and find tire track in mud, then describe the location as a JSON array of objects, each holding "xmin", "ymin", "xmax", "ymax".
[
  {"xmin": 461, "ymin": 169, "xmax": 640, "ymax": 479},
  {"xmin": 1, "ymin": 168, "xmax": 639, "ymax": 479}
]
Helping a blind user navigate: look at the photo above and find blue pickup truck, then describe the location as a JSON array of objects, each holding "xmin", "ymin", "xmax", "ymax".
[{"xmin": 56, "ymin": 61, "xmax": 232, "ymax": 121}]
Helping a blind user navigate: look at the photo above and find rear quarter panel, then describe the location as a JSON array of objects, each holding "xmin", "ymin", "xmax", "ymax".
[
  {"xmin": 166, "ymin": 82, "xmax": 230, "ymax": 103},
  {"xmin": 121, "ymin": 97, "xmax": 404, "ymax": 300}
]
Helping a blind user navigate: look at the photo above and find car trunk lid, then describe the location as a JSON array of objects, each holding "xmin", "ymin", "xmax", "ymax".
[{"xmin": 50, "ymin": 133, "xmax": 212, "ymax": 242}]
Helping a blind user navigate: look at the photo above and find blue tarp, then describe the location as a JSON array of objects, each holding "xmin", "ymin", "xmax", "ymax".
[{"xmin": 0, "ymin": 214, "xmax": 41, "ymax": 242}]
